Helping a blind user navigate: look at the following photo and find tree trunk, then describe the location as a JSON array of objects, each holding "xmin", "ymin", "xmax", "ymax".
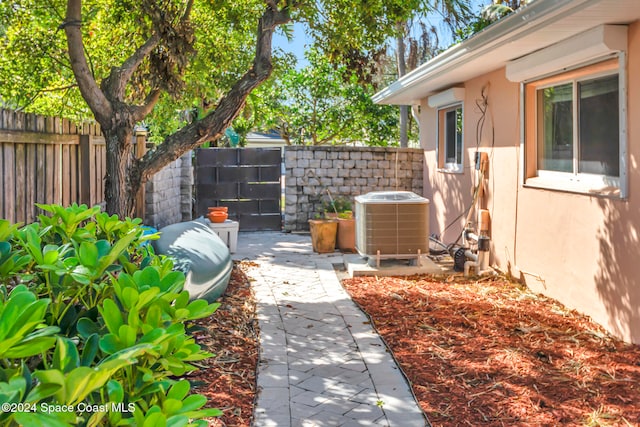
[
  {"xmin": 103, "ymin": 127, "xmax": 138, "ymax": 217},
  {"xmin": 396, "ymin": 24, "xmax": 409, "ymax": 148},
  {"xmin": 399, "ymin": 105, "xmax": 409, "ymax": 148}
]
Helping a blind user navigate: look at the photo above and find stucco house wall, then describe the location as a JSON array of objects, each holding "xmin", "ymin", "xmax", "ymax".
[
  {"xmin": 418, "ymin": 21, "xmax": 640, "ymax": 344},
  {"xmin": 420, "ymin": 67, "xmax": 519, "ymax": 271}
]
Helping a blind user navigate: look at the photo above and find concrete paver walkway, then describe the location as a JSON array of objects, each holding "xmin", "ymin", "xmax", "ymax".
[{"xmin": 233, "ymin": 232, "xmax": 428, "ymax": 427}]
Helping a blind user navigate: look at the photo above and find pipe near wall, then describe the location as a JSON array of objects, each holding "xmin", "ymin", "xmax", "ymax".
[
  {"xmin": 463, "ymin": 235, "xmax": 493, "ymax": 276},
  {"xmin": 464, "ymin": 246, "xmax": 492, "ymax": 276}
]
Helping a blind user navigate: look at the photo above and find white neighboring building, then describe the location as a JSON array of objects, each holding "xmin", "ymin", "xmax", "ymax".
[{"xmin": 245, "ymin": 131, "xmax": 287, "ymax": 148}]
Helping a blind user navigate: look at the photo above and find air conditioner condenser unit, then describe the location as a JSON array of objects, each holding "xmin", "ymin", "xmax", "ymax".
[{"xmin": 355, "ymin": 191, "xmax": 429, "ymax": 267}]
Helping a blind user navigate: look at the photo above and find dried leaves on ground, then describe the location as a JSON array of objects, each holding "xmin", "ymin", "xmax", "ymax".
[
  {"xmin": 188, "ymin": 262, "xmax": 259, "ymax": 427},
  {"xmin": 342, "ymin": 274, "xmax": 640, "ymax": 427}
]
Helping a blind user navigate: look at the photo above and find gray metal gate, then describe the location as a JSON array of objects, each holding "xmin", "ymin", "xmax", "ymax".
[{"xmin": 194, "ymin": 147, "xmax": 282, "ymax": 231}]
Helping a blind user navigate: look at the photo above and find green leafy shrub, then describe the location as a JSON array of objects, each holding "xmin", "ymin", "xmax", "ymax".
[
  {"xmin": 0, "ymin": 204, "xmax": 221, "ymax": 426},
  {"xmin": 322, "ymin": 196, "xmax": 352, "ymax": 216},
  {"xmin": 0, "ymin": 285, "xmax": 58, "ymax": 360}
]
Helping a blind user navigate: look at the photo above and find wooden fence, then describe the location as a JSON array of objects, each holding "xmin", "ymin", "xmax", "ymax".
[{"xmin": 0, "ymin": 109, "xmax": 106, "ymax": 224}]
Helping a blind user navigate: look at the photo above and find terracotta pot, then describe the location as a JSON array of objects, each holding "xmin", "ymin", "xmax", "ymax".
[
  {"xmin": 337, "ymin": 217, "xmax": 356, "ymax": 253},
  {"xmin": 208, "ymin": 206, "xmax": 228, "ymax": 213},
  {"xmin": 208, "ymin": 211, "xmax": 228, "ymax": 223},
  {"xmin": 308, "ymin": 219, "xmax": 338, "ymax": 253}
]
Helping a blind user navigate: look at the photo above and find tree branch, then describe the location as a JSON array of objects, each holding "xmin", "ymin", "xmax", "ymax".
[
  {"xmin": 135, "ymin": 2, "xmax": 292, "ymax": 179},
  {"xmin": 102, "ymin": 0, "xmax": 194, "ymax": 103},
  {"xmin": 316, "ymin": 129, "xmax": 343, "ymax": 145},
  {"xmin": 132, "ymin": 89, "xmax": 162, "ymax": 122},
  {"xmin": 103, "ymin": 33, "xmax": 161, "ymax": 101},
  {"xmin": 64, "ymin": 0, "xmax": 112, "ymax": 124},
  {"xmin": 182, "ymin": 0, "xmax": 195, "ymax": 23},
  {"xmin": 315, "ymin": 117, "xmax": 350, "ymax": 146}
]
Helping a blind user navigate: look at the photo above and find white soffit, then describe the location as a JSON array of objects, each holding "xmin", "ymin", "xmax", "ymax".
[
  {"xmin": 427, "ymin": 87, "xmax": 465, "ymax": 108},
  {"xmin": 506, "ymin": 24, "xmax": 628, "ymax": 82}
]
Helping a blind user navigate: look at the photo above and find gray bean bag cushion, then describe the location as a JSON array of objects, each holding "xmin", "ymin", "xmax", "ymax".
[{"xmin": 152, "ymin": 219, "xmax": 232, "ymax": 302}]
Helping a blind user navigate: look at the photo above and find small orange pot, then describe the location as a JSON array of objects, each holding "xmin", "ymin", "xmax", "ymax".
[
  {"xmin": 208, "ymin": 211, "xmax": 228, "ymax": 223},
  {"xmin": 208, "ymin": 206, "xmax": 228, "ymax": 213}
]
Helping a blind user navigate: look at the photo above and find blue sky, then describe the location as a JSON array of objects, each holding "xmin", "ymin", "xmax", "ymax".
[
  {"xmin": 273, "ymin": 23, "xmax": 313, "ymax": 67},
  {"xmin": 273, "ymin": 0, "xmax": 489, "ymax": 67}
]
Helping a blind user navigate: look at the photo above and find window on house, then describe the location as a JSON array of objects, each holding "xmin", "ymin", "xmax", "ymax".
[
  {"xmin": 438, "ymin": 104, "xmax": 463, "ymax": 172},
  {"xmin": 524, "ymin": 58, "xmax": 624, "ymax": 195}
]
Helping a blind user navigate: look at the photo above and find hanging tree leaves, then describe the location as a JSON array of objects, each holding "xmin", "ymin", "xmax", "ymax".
[{"xmin": 0, "ymin": 0, "xmax": 474, "ymax": 217}]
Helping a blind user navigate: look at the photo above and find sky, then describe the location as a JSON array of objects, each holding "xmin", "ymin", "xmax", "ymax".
[
  {"xmin": 273, "ymin": 0, "xmax": 490, "ymax": 68},
  {"xmin": 272, "ymin": 23, "xmax": 313, "ymax": 68}
]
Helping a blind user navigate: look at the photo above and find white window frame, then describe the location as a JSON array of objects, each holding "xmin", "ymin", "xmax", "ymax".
[
  {"xmin": 522, "ymin": 54, "xmax": 627, "ymax": 198},
  {"xmin": 436, "ymin": 103, "xmax": 464, "ymax": 173}
]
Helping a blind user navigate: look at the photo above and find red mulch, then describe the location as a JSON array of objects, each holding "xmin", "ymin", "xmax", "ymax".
[
  {"xmin": 186, "ymin": 263, "xmax": 640, "ymax": 426},
  {"xmin": 342, "ymin": 274, "xmax": 640, "ymax": 427},
  {"xmin": 188, "ymin": 262, "xmax": 259, "ymax": 427}
]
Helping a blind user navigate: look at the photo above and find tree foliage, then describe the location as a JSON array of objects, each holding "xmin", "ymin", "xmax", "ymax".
[
  {"xmin": 0, "ymin": 0, "xmax": 260, "ymax": 120},
  {"xmin": 0, "ymin": 0, "xmax": 473, "ymax": 217},
  {"xmin": 454, "ymin": 0, "xmax": 530, "ymax": 43},
  {"xmin": 256, "ymin": 49, "xmax": 398, "ymax": 146}
]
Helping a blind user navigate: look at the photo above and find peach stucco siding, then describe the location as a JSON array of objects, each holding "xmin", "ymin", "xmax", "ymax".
[{"xmin": 420, "ymin": 21, "xmax": 640, "ymax": 344}]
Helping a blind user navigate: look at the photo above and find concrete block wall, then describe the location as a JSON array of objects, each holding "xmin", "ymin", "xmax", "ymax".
[
  {"xmin": 180, "ymin": 152, "xmax": 193, "ymax": 222},
  {"xmin": 284, "ymin": 146, "xmax": 424, "ymax": 231},
  {"xmin": 145, "ymin": 151, "xmax": 193, "ymax": 229}
]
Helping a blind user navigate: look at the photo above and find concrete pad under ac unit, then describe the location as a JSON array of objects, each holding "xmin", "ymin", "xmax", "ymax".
[{"xmin": 344, "ymin": 253, "xmax": 449, "ymax": 277}]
